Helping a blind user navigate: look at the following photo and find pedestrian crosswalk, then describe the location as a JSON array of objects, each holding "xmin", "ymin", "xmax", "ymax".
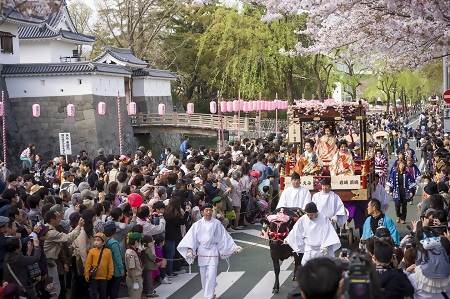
[{"xmin": 191, "ymin": 271, "xmax": 245, "ymax": 299}]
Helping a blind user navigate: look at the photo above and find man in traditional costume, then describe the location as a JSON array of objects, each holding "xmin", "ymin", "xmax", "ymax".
[
  {"xmin": 314, "ymin": 125, "xmax": 338, "ymax": 162},
  {"xmin": 311, "ymin": 178, "xmax": 348, "ymax": 228},
  {"xmin": 177, "ymin": 203, "xmax": 242, "ymax": 299},
  {"xmin": 276, "ymin": 172, "xmax": 311, "ymax": 209},
  {"xmin": 329, "ymin": 140, "xmax": 355, "ymax": 176},
  {"xmin": 285, "ymin": 202, "xmax": 341, "ymax": 265},
  {"xmin": 293, "ymin": 139, "xmax": 323, "ymax": 176}
]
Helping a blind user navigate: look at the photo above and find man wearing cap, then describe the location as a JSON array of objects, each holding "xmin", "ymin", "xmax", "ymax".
[
  {"xmin": 276, "ymin": 172, "xmax": 311, "ymax": 209},
  {"xmin": 212, "ymin": 196, "xmax": 230, "ymax": 230},
  {"xmin": 285, "ymin": 202, "xmax": 341, "ymax": 265},
  {"xmin": 60, "ymin": 171, "xmax": 78, "ymax": 195},
  {"xmin": 125, "ymin": 232, "xmax": 144, "ymax": 299},
  {"xmin": 311, "ymin": 178, "xmax": 348, "ymax": 228},
  {"xmin": 177, "ymin": 203, "xmax": 242, "ymax": 299}
]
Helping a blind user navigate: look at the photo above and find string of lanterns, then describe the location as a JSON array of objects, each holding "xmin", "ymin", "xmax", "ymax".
[
  {"xmin": 209, "ymin": 99, "xmax": 289, "ymax": 114},
  {"xmin": 24, "ymin": 101, "xmax": 139, "ymax": 117},
  {"xmin": 18, "ymin": 98, "xmax": 288, "ymax": 118}
]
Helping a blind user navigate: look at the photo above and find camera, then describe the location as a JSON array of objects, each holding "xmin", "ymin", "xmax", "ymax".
[{"xmin": 334, "ymin": 252, "xmax": 374, "ymax": 299}]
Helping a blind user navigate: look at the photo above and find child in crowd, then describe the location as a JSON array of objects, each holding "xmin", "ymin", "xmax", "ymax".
[
  {"xmin": 190, "ymin": 194, "xmax": 204, "ymax": 223},
  {"xmin": 153, "ymin": 234, "xmax": 169, "ymax": 284},
  {"xmin": 141, "ymin": 235, "xmax": 158, "ymax": 298},
  {"xmin": 125, "ymin": 232, "xmax": 144, "ymax": 299},
  {"xmin": 84, "ymin": 233, "xmax": 114, "ymax": 299}
]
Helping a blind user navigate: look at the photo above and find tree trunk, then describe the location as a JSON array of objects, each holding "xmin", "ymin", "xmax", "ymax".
[
  {"xmin": 285, "ymin": 62, "xmax": 294, "ymax": 104},
  {"xmin": 313, "ymin": 54, "xmax": 324, "ymax": 102}
]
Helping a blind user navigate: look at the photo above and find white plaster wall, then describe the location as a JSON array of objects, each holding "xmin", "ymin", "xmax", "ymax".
[
  {"xmin": 0, "ymin": 23, "xmax": 21, "ymax": 64},
  {"xmin": 20, "ymin": 40, "xmax": 52, "ymax": 63},
  {"xmin": 6, "ymin": 75, "xmax": 93, "ymax": 98},
  {"xmin": 91, "ymin": 75, "xmax": 125, "ymax": 97},
  {"xmin": 132, "ymin": 78, "xmax": 172, "ymax": 97},
  {"xmin": 50, "ymin": 40, "xmax": 77, "ymax": 63}
]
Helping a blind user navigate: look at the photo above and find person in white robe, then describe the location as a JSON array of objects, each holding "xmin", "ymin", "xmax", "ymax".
[
  {"xmin": 277, "ymin": 172, "xmax": 311, "ymax": 209},
  {"xmin": 371, "ymin": 174, "xmax": 392, "ymax": 213},
  {"xmin": 177, "ymin": 203, "xmax": 242, "ymax": 299},
  {"xmin": 285, "ymin": 202, "xmax": 341, "ymax": 265},
  {"xmin": 311, "ymin": 178, "xmax": 348, "ymax": 228}
]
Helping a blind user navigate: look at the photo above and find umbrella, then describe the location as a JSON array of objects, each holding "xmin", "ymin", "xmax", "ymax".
[
  {"xmin": 343, "ymin": 133, "xmax": 372, "ymax": 143},
  {"xmin": 373, "ymin": 131, "xmax": 389, "ymax": 139}
]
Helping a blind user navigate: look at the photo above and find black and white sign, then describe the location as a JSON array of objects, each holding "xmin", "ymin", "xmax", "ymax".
[{"xmin": 59, "ymin": 133, "xmax": 72, "ymax": 155}]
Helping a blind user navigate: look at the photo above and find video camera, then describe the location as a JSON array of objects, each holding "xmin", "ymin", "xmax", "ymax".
[{"xmin": 334, "ymin": 251, "xmax": 375, "ymax": 299}]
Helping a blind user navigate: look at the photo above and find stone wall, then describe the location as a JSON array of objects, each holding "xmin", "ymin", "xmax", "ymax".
[
  {"xmin": 135, "ymin": 131, "xmax": 184, "ymax": 159},
  {"xmin": 133, "ymin": 95, "xmax": 173, "ymax": 114},
  {"xmin": 3, "ymin": 91, "xmax": 137, "ymax": 170}
]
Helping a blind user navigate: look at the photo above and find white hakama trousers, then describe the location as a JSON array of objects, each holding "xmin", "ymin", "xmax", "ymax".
[{"xmin": 199, "ymin": 264, "xmax": 218, "ymax": 299}]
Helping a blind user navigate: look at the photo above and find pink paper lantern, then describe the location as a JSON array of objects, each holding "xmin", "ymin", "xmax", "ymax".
[
  {"xmin": 32, "ymin": 102, "xmax": 40, "ymax": 118},
  {"xmin": 271, "ymin": 101, "xmax": 276, "ymax": 111},
  {"xmin": 243, "ymin": 102, "xmax": 249, "ymax": 113},
  {"xmin": 187, "ymin": 102, "xmax": 194, "ymax": 115},
  {"xmin": 239, "ymin": 99, "xmax": 244, "ymax": 111},
  {"xmin": 251, "ymin": 101, "xmax": 257, "ymax": 111},
  {"xmin": 232, "ymin": 100, "xmax": 239, "ymax": 113},
  {"xmin": 220, "ymin": 101, "xmax": 227, "ymax": 113},
  {"xmin": 0, "ymin": 102, "xmax": 3, "ymax": 117},
  {"xmin": 226, "ymin": 101, "xmax": 233, "ymax": 113},
  {"xmin": 256, "ymin": 101, "xmax": 262, "ymax": 111},
  {"xmin": 67, "ymin": 103, "xmax": 75, "ymax": 117},
  {"xmin": 284, "ymin": 101, "xmax": 289, "ymax": 109},
  {"xmin": 128, "ymin": 102, "xmax": 136, "ymax": 116},
  {"xmin": 210, "ymin": 101, "xmax": 217, "ymax": 114},
  {"xmin": 158, "ymin": 103, "xmax": 165, "ymax": 116},
  {"xmin": 98, "ymin": 102, "xmax": 106, "ymax": 116}
]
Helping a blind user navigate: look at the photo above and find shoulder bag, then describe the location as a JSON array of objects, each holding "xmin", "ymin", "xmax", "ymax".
[
  {"xmin": 7, "ymin": 263, "xmax": 38, "ymax": 299},
  {"xmin": 89, "ymin": 247, "xmax": 104, "ymax": 279}
]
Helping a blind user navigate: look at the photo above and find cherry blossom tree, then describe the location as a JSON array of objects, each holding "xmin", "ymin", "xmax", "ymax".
[
  {"xmin": 1, "ymin": 0, "xmax": 61, "ymax": 21},
  {"xmin": 245, "ymin": 0, "xmax": 450, "ymax": 69}
]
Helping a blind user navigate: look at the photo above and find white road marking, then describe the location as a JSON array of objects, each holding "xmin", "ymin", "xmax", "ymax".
[
  {"xmin": 238, "ymin": 229, "xmax": 265, "ymax": 238},
  {"xmin": 155, "ymin": 273, "xmax": 198, "ymax": 298},
  {"xmin": 280, "ymin": 256, "xmax": 294, "ymax": 271},
  {"xmin": 243, "ymin": 270, "xmax": 292, "ymax": 299},
  {"xmin": 191, "ymin": 271, "xmax": 245, "ymax": 299}
]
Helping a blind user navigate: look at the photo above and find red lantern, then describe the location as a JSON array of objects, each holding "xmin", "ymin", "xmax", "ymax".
[
  {"xmin": 128, "ymin": 102, "xmax": 137, "ymax": 116},
  {"xmin": 32, "ymin": 102, "xmax": 40, "ymax": 118},
  {"xmin": 210, "ymin": 101, "xmax": 217, "ymax": 114},
  {"xmin": 232, "ymin": 100, "xmax": 239, "ymax": 113},
  {"xmin": 67, "ymin": 103, "xmax": 75, "ymax": 117},
  {"xmin": 98, "ymin": 102, "xmax": 106, "ymax": 116},
  {"xmin": 128, "ymin": 193, "xmax": 143, "ymax": 208},
  {"xmin": 243, "ymin": 102, "xmax": 249, "ymax": 113},
  {"xmin": 0, "ymin": 102, "xmax": 3, "ymax": 117},
  {"xmin": 220, "ymin": 101, "xmax": 227, "ymax": 113},
  {"xmin": 187, "ymin": 102, "xmax": 194, "ymax": 115},
  {"xmin": 158, "ymin": 103, "xmax": 165, "ymax": 116}
]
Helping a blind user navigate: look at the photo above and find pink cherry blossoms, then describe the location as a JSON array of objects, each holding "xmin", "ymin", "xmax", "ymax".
[
  {"xmin": 1, "ymin": 0, "xmax": 61, "ymax": 19},
  {"xmin": 194, "ymin": 0, "xmax": 449, "ymax": 69}
]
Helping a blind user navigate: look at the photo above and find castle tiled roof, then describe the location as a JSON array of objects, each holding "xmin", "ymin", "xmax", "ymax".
[
  {"xmin": 2, "ymin": 62, "xmax": 131, "ymax": 76},
  {"xmin": 19, "ymin": 26, "xmax": 95, "ymax": 43},
  {"xmin": 92, "ymin": 46, "xmax": 148, "ymax": 66},
  {"xmin": 132, "ymin": 69, "xmax": 177, "ymax": 79}
]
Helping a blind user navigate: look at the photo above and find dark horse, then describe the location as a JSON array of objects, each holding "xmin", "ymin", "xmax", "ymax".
[{"xmin": 261, "ymin": 207, "xmax": 305, "ymax": 294}]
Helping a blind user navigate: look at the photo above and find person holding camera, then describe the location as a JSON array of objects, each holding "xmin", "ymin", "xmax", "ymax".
[{"xmin": 373, "ymin": 240, "xmax": 414, "ymax": 299}]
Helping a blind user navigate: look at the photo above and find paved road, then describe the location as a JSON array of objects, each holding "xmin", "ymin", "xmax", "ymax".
[{"xmin": 112, "ymin": 118, "xmax": 424, "ymax": 299}]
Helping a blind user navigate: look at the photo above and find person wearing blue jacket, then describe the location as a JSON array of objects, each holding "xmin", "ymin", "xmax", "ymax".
[{"xmin": 362, "ymin": 199, "xmax": 400, "ymax": 245}]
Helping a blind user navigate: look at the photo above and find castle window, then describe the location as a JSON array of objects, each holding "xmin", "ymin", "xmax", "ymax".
[
  {"xmin": 0, "ymin": 31, "xmax": 14, "ymax": 54},
  {"xmin": 78, "ymin": 79, "xmax": 82, "ymax": 85}
]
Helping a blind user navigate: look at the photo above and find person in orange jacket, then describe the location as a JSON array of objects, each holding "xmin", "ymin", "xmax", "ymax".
[{"xmin": 85, "ymin": 232, "xmax": 114, "ymax": 299}]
